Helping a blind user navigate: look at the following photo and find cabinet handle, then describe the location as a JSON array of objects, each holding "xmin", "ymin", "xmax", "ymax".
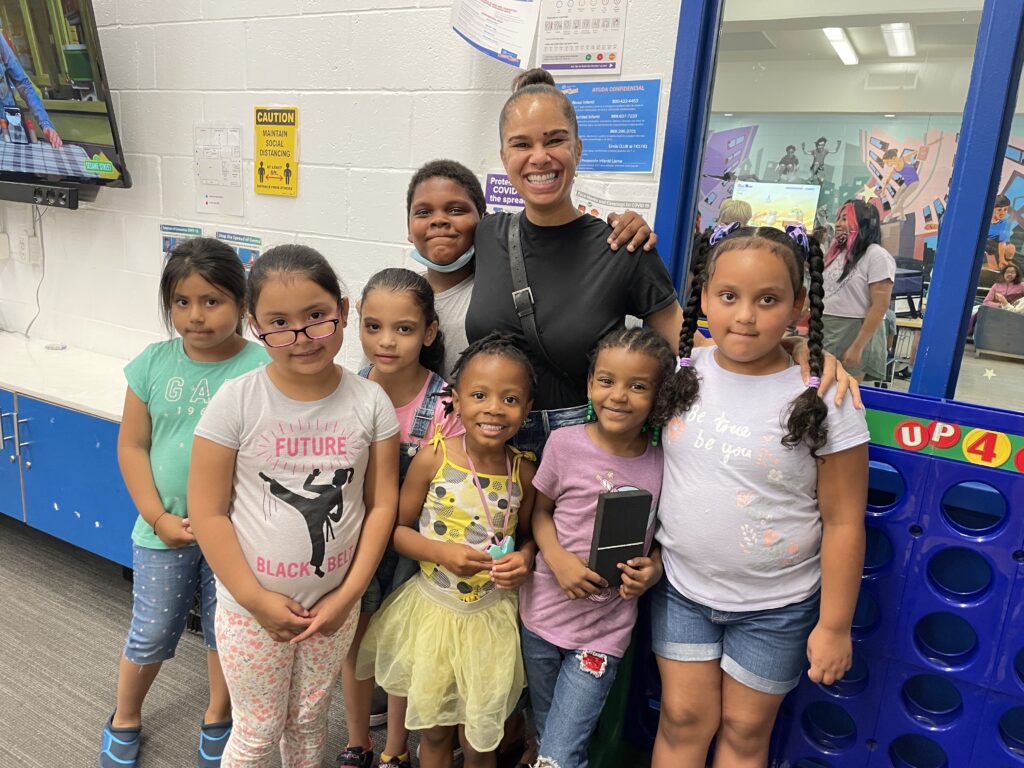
[
  {"xmin": 13, "ymin": 417, "xmax": 29, "ymax": 456},
  {"xmin": 0, "ymin": 411, "xmax": 11, "ymax": 447}
]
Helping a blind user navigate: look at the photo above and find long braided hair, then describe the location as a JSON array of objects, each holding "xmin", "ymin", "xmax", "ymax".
[{"xmin": 673, "ymin": 224, "xmax": 829, "ymax": 457}]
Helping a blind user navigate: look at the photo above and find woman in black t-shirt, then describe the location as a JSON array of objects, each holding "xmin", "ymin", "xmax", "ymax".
[
  {"xmin": 465, "ymin": 69, "xmax": 857, "ymax": 456},
  {"xmin": 465, "ymin": 69, "xmax": 683, "ymax": 453}
]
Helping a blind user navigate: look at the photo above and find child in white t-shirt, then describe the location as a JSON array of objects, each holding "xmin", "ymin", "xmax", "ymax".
[
  {"xmin": 652, "ymin": 223, "xmax": 869, "ymax": 767},
  {"xmin": 189, "ymin": 245, "xmax": 399, "ymax": 768}
]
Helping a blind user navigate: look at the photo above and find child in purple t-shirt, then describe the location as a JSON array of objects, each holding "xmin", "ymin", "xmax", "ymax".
[{"xmin": 520, "ymin": 327, "xmax": 684, "ymax": 768}]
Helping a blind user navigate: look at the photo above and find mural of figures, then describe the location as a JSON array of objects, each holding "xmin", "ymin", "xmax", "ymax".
[
  {"xmin": 859, "ymin": 128, "xmax": 958, "ymax": 239},
  {"xmin": 803, "ymin": 137, "xmax": 841, "ymax": 183},
  {"xmin": 776, "ymin": 144, "xmax": 799, "ymax": 180}
]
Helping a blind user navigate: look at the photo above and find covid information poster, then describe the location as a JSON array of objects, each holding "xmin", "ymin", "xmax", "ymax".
[
  {"xmin": 558, "ymin": 79, "xmax": 660, "ymax": 173},
  {"xmin": 254, "ymin": 107, "xmax": 298, "ymax": 197},
  {"xmin": 450, "ymin": 0, "xmax": 540, "ymax": 69},
  {"xmin": 539, "ymin": 0, "xmax": 627, "ymax": 74}
]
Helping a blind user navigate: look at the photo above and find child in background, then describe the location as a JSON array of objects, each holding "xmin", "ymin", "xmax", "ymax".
[
  {"xmin": 99, "ymin": 238, "xmax": 267, "ymax": 768},
  {"xmin": 357, "ymin": 333, "xmax": 537, "ymax": 768},
  {"xmin": 652, "ymin": 224, "xmax": 869, "ymax": 767},
  {"xmin": 188, "ymin": 245, "xmax": 400, "ymax": 768},
  {"xmin": 405, "ymin": 159, "xmax": 660, "ymax": 379},
  {"xmin": 339, "ymin": 267, "xmax": 462, "ymax": 768},
  {"xmin": 521, "ymin": 326, "xmax": 681, "ymax": 768}
]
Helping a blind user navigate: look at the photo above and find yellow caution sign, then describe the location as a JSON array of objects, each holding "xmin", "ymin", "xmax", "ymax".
[{"xmin": 254, "ymin": 106, "xmax": 298, "ymax": 197}]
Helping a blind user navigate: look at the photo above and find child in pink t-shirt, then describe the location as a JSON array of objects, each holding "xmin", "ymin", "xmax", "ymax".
[
  {"xmin": 340, "ymin": 267, "xmax": 461, "ymax": 768},
  {"xmin": 520, "ymin": 327, "xmax": 683, "ymax": 768}
]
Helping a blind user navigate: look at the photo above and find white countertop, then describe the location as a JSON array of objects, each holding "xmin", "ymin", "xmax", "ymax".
[{"xmin": 0, "ymin": 334, "xmax": 127, "ymax": 421}]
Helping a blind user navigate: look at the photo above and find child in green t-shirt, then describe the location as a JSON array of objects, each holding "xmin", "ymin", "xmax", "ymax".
[{"xmin": 99, "ymin": 238, "xmax": 268, "ymax": 768}]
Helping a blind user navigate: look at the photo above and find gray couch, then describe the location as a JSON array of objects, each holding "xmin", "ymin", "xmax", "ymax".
[{"xmin": 974, "ymin": 304, "xmax": 1024, "ymax": 360}]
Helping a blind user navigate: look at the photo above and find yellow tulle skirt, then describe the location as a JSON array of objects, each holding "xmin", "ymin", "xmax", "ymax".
[{"xmin": 356, "ymin": 574, "xmax": 525, "ymax": 753}]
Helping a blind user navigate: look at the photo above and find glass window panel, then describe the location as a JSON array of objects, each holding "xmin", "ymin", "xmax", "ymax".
[{"xmin": 698, "ymin": 1, "xmax": 996, "ymax": 401}]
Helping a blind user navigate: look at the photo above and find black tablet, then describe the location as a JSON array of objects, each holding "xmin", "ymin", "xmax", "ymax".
[{"xmin": 588, "ymin": 489, "xmax": 653, "ymax": 588}]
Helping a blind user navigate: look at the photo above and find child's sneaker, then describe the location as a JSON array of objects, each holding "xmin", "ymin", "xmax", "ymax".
[
  {"xmin": 378, "ymin": 754, "xmax": 412, "ymax": 768},
  {"xmin": 99, "ymin": 714, "xmax": 141, "ymax": 768},
  {"xmin": 337, "ymin": 745, "xmax": 374, "ymax": 768},
  {"xmin": 197, "ymin": 720, "xmax": 232, "ymax": 768}
]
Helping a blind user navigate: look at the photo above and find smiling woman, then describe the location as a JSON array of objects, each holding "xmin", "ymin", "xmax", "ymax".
[{"xmin": 465, "ymin": 68, "xmax": 682, "ymax": 454}]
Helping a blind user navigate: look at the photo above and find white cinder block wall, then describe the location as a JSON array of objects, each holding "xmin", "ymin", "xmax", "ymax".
[{"xmin": 0, "ymin": 0, "xmax": 681, "ymax": 367}]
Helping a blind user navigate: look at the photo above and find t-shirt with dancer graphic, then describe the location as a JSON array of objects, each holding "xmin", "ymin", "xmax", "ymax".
[{"xmin": 195, "ymin": 367, "xmax": 399, "ymax": 616}]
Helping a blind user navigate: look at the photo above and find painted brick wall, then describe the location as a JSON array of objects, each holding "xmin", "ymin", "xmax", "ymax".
[{"xmin": 0, "ymin": 0, "xmax": 680, "ymax": 366}]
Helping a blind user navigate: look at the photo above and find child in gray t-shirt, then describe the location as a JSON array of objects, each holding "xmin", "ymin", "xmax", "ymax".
[{"xmin": 652, "ymin": 224, "xmax": 869, "ymax": 766}]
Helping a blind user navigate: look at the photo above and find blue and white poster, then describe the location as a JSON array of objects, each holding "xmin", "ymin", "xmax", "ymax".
[{"xmin": 558, "ymin": 79, "xmax": 661, "ymax": 173}]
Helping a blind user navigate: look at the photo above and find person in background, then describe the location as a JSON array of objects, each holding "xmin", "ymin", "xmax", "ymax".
[
  {"xmin": 969, "ymin": 262, "xmax": 1024, "ymax": 336},
  {"xmin": 338, "ymin": 267, "xmax": 462, "ymax": 768},
  {"xmin": 985, "ymin": 194, "xmax": 1017, "ymax": 272},
  {"xmin": 716, "ymin": 199, "xmax": 752, "ymax": 227},
  {"xmin": 99, "ymin": 238, "xmax": 268, "ymax": 768},
  {"xmin": 0, "ymin": 26, "xmax": 61, "ymax": 148},
  {"xmin": 821, "ymin": 200, "xmax": 895, "ymax": 382}
]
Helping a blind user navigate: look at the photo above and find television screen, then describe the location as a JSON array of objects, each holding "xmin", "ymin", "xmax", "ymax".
[
  {"xmin": 0, "ymin": 0, "xmax": 129, "ymax": 188},
  {"xmin": 731, "ymin": 180, "xmax": 820, "ymax": 231}
]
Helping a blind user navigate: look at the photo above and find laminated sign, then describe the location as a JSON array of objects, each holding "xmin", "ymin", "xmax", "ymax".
[{"xmin": 254, "ymin": 107, "xmax": 298, "ymax": 197}]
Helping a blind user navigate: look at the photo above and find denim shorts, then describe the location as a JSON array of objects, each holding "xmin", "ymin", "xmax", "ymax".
[
  {"xmin": 650, "ymin": 577, "xmax": 820, "ymax": 695},
  {"xmin": 513, "ymin": 404, "xmax": 588, "ymax": 457},
  {"xmin": 124, "ymin": 543, "xmax": 217, "ymax": 665}
]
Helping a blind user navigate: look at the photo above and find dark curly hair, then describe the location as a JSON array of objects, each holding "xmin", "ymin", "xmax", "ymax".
[
  {"xmin": 674, "ymin": 226, "xmax": 829, "ymax": 458},
  {"xmin": 444, "ymin": 332, "xmax": 537, "ymax": 415},
  {"xmin": 361, "ymin": 268, "xmax": 446, "ymax": 375},
  {"xmin": 588, "ymin": 326, "xmax": 684, "ymax": 430},
  {"xmin": 406, "ymin": 159, "xmax": 486, "ymax": 218}
]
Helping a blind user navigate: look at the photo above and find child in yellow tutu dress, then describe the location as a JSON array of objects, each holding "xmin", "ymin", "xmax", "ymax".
[{"xmin": 357, "ymin": 332, "xmax": 538, "ymax": 768}]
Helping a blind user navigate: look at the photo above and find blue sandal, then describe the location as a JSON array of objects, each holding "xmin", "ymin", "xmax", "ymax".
[
  {"xmin": 197, "ymin": 720, "xmax": 232, "ymax": 768},
  {"xmin": 98, "ymin": 714, "xmax": 141, "ymax": 768}
]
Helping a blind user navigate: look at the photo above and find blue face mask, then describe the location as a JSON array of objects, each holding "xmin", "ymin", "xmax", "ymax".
[{"xmin": 407, "ymin": 245, "xmax": 475, "ymax": 273}]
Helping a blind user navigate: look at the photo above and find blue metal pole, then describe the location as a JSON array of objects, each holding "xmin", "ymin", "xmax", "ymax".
[
  {"xmin": 910, "ymin": 0, "xmax": 1024, "ymax": 397},
  {"xmin": 654, "ymin": 0, "xmax": 725, "ymax": 292}
]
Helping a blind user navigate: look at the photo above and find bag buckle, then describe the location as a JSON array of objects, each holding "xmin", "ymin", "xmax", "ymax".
[{"xmin": 512, "ymin": 287, "xmax": 534, "ymax": 317}]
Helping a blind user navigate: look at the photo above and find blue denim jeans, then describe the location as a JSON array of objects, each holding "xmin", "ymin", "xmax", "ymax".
[
  {"xmin": 124, "ymin": 543, "xmax": 216, "ymax": 664},
  {"xmin": 513, "ymin": 404, "xmax": 588, "ymax": 457},
  {"xmin": 521, "ymin": 626, "xmax": 621, "ymax": 768}
]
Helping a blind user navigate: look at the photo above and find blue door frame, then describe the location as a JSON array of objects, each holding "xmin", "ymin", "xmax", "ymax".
[{"xmin": 656, "ymin": 0, "xmax": 1024, "ymax": 403}]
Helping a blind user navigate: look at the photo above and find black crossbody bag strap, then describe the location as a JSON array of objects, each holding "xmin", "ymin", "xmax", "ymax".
[{"xmin": 507, "ymin": 212, "xmax": 574, "ymax": 384}]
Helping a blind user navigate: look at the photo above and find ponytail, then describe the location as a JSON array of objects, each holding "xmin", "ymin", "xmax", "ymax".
[
  {"xmin": 669, "ymin": 234, "xmax": 711, "ymax": 415},
  {"xmin": 783, "ymin": 235, "xmax": 829, "ymax": 458}
]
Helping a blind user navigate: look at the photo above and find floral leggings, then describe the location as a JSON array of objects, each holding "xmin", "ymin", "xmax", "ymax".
[{"xmin": 216, "ymin": 604, "xmax": 358, "ymax": 768}]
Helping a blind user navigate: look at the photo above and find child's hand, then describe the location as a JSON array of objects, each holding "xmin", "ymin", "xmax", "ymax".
[
  {"xmin": 607, "ymin": 210, "xmax": 657, "ymax": 252},
  {"xmin": 806, "ymin": 623, "xmax": 853, "ymax": 686},
  {"xmin": 155, "ymin": 514, "xmax": 196, "ymax": 549},
  {"xmin": 549, "ymin": 550, "xmax": 608, "ymax": 600},
  {"xmin": 618, "ymin": 555, "xmax": 662, "ymax": 600},
  {"xmin": 441, "ymin": 543, "xmax": 494, "ymax": 577},
  {"xmin": 249, "ymin": 591, "xmax": 313, "ymax": 643},
  {"xmin": 291, "ymin": 591, "xmax": 356, "ymax": 644},
  {"xmin": 491, "ymin": 550, "xmax": 534, "ymax": 590}
]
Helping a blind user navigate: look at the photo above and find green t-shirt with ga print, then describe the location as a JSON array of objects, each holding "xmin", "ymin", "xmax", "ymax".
[{"xmin": 124, "ymin": 338, "xmax": 268, "ymax": 549}]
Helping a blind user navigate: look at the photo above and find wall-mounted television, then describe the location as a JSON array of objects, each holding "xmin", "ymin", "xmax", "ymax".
[
  {"xmin": 731, "ymin": 180, "xmax": 821, "ymax": 232},
  {"xmin": 0, "ymin": 0, "xmax": 130, "ymax": 201}
]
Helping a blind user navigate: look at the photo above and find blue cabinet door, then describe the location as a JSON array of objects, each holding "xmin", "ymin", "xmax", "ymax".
[
  {"xmin": 18, "ymin": 395, "xmax": 133, "ymax": 567},
  {"xmin": 0, "ymin": 389, "xmax": 24, "ymax": 521}
]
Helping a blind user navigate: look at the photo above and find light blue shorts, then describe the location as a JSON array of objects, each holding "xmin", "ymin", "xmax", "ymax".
[
  {"xmin": 123, "ymin": 543, "xmax": 217, "ymax": 665},
  {"xmin": 650, "ymin": 577, "xmax": 820, "ymax": 695}
]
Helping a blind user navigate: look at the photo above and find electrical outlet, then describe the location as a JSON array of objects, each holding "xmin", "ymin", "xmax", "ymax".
[
  {"xmin": 12, "ymin": 233, "xmax": 28, "ymax": 263},
  {"xmin": 26, "ymin": 235, "xmax": 41, "ymax": 265}
]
